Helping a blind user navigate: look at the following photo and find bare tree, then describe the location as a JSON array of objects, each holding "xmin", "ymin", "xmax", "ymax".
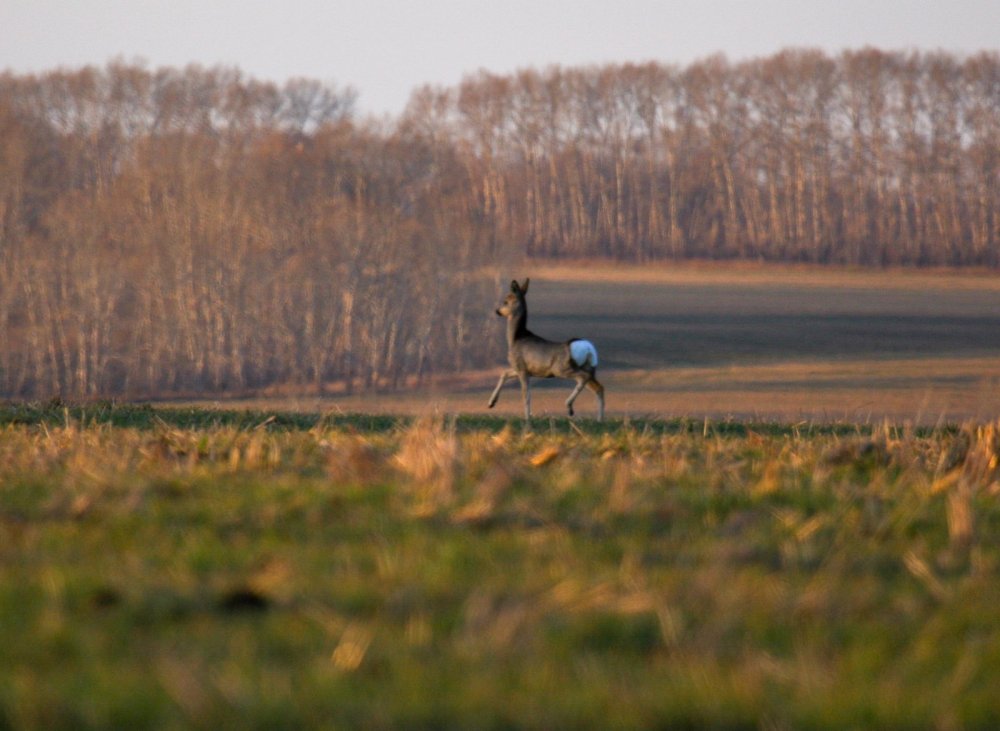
[{"xmin": 1, "ymin": 53, "xmax": 998, "ymax": 399}]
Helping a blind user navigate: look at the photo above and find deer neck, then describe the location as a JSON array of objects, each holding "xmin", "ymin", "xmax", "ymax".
[{"xmin": 507, "ymin": 307, "xmax": 528, "ymax": 346}]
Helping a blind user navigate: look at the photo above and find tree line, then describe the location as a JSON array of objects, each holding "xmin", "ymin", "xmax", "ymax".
[
  {"xmin": 0, "ymin": 49, "xmax": 997, "ymax": 398},
  {"xmin": 430, "ymin": 48, "xmax": 999, "ymax": 265}
]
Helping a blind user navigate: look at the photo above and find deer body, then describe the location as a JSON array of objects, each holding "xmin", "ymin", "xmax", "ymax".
[{"xmin": 488, "ymin": 278, "xmax": 605, "ymax": 420}]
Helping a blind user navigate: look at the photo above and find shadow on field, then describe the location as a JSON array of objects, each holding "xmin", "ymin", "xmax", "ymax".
[{"xmin": 529, "ymin": 278, "xmax": 1000, "ymax": 371}]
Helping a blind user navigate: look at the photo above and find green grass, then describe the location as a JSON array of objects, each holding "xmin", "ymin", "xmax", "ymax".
[
  {"xmin": 0, "ymin": 399, "xmax": 941, "ymax": 437},
  {"xmin": 2, "ymin": 403, "xmax": 1000, "ymax": 729}
]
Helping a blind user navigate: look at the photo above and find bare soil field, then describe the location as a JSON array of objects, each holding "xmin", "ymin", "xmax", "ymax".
[{"xmin": 196, "ymin": 262, "xmax": 1000, "ymax": 424}]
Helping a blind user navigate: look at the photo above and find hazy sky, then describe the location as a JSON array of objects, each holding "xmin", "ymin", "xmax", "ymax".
[{"xmin": 3, "ymin": 0, "xmax": 998, "ymax": 116}]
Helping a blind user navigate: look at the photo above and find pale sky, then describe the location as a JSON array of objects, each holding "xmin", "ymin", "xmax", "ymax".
[{"xmin": 2, "ymin": 0, "xmax": 998, "ymax": 117}]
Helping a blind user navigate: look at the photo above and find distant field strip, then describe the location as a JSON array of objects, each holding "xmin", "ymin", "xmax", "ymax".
[
  {"xmin": 530, "ymin": 261, "xmax": 1000, "ymax": 291},
  {"xmin": 529, "ymin": 265, "xmax": 1000, "ymax": 422},
  {"xmin": 226, "ymin": 264, "xmax": 1000, "ymax": 423},
  {"xmin": 529, "ymin": 265, "xmax": 1000, "ymax": 371}
]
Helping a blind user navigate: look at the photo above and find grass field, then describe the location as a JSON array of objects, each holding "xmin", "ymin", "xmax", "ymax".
[{"xmin": 4, "ymin": 401, "xmax": 1000, "ymax": 729}]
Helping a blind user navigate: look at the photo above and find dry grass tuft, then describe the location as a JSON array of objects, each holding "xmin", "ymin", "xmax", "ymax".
[
  {"xmin": 393, "ymin": 417, "xmax": 460, "ymax": 516},
  {"xmin": 529, "ymin": 444, "xmax": 561, "ymax": 468},
  {"xmin": 331, "ymin": 623, "xmax": 374, "ymax": 672},
  {"xmin": 323, "ymin": 433, "xmax": 383, "ymax": 484}
]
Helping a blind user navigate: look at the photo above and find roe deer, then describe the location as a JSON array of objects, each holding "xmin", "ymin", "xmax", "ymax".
[{"xmin": 488, "ymin": 278, "xmax": 605, "ymax": 420}]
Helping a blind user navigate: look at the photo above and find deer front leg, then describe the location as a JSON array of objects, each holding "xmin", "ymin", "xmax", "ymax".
[
  {"xmin": 566, "ymin": 377, "xmax": 588, "ymax": 417},
  {"xmin": 519, "ymin": 374, "xmax": 531, "ymax": 419},
  {"xmin": 488, "ymin": 369, "xmax": 517, "ymax": 408}
]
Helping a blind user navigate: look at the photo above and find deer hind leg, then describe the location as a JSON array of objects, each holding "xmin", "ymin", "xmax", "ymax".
[
  {"xmin": 488, "ymin": 369, "xmax": 517, "ymax": 408},
  {"xmin": 586, "ymin": 377, "xmax": 605, "ymax": 421},
  {"xmin": 566, "ymin": 376, "xmax": 588, "ymax": 417}
]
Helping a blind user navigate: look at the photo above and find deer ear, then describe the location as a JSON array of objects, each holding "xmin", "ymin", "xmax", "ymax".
[
  {"xmin": 521, "ymin": 278, "xmax": 530, "ymax": 293},
  {"xmin": 510, "ymin": 280, "xmax": 520, "ymax": 293}
]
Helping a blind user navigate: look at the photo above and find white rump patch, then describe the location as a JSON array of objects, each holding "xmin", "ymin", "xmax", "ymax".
[{"xmin": 569, "ymin": 339, "xmax": 598, "ymax": 368}]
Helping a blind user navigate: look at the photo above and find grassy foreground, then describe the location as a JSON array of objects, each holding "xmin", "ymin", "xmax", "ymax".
[{"xmin": 3, "ymin": 403, "xmax": 1000, "ymax": 729}]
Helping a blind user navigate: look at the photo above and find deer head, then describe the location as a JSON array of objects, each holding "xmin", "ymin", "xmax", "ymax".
[{"xmin": 496, "ymin": 278, "xmax": 529, "ymax": 318}]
